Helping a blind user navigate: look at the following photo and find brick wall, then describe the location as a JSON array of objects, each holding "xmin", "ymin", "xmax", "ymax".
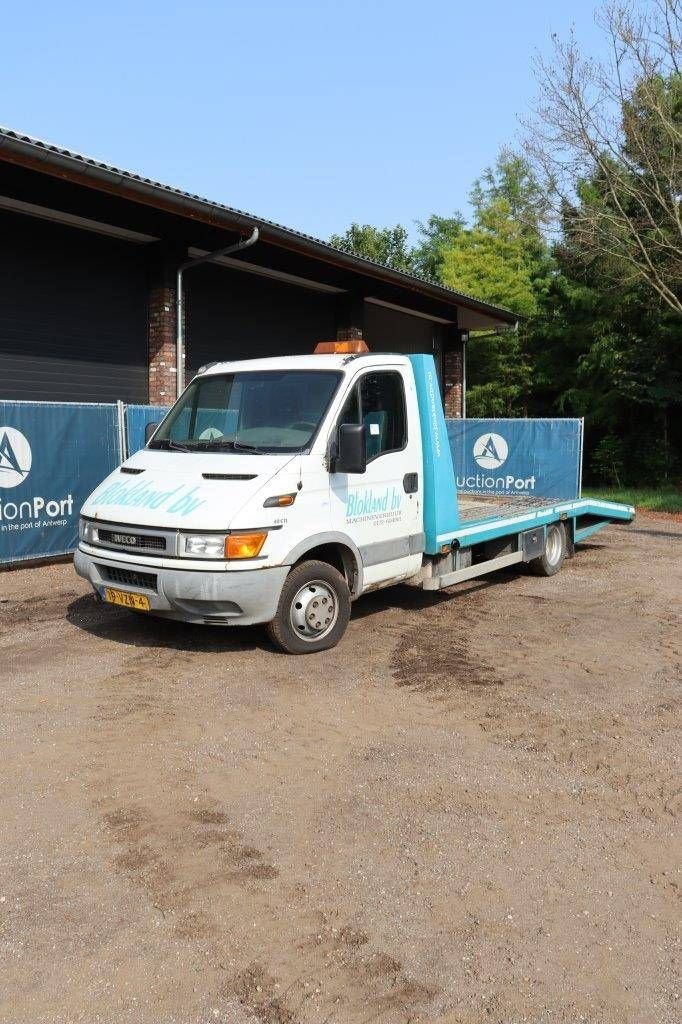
[
  {"xmin": 336, "ymin": 325, "xmax": 364, "ymax": 342},
  {"xmin": 443, "ymin": 344, "xmax": 464, "ymax": 418},
  {"xmin": 148, "ymin": 284, "xmax": 177, "ymax": 404}
]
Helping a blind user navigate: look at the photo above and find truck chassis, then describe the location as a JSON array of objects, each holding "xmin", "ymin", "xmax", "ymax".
[{"xmin": 421, "ymin": 494, "xmax": 633, "ymax": 591}]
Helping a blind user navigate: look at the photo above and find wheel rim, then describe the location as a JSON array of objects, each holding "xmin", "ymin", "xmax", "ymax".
[
  {"xmin": 289, "ymin": 580, "xmax": 339, "ymax": 642},
  {"xmin": 546, "ymin": 525, "xmax": 563, "ymax": 566}
]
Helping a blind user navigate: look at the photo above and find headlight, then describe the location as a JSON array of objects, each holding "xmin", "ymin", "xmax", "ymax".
[
  {"xmin": 182, "ymin": 532, "xmax": 267, "ymax": 559},
  {"xmin": 183, "ymin": 534, "xmax": 228, "ymax": 558},
  {"xmin": 79, "ymin": 518, "xmax": 97, "ymax": 543}
]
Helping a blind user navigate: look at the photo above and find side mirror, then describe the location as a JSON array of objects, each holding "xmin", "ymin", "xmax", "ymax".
[
  {"xmin": 145, "ymin": 421, "xmax": 161, "ymax": 443},
  {"xmin": 335, "ymin": 423, "xmax": 366, "ymax": 474}
]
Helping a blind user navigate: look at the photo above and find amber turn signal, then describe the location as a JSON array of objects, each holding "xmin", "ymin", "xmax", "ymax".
[
  {"xmin": 263, "ymin": 493, "xmax": 296, "ymax": 508},
  {"xmin": 225, "ymin": 531, "xmax": 267, "ymax": 559}
]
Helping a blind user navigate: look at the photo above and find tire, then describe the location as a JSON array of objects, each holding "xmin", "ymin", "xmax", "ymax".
[
  {"xmin": 266, "ymin": 559, "xmax": 351, "ymax": 654},
  {"xmin": 528, "ymin": 521, "xmax": 567, "ymax": 577}
]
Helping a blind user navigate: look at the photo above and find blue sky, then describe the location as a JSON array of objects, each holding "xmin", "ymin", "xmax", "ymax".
[{"xmin": 2, "ymin": 0, "xmax": 613, "ymax": 241}]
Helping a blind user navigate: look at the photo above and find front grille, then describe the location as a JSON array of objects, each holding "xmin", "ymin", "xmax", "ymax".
[
  {"xmin": 99, "ymin": 529, "xmax": 166, "ymax": 551},
  {"xmin": 99, "ymin": 565, "xmax": 158, "ymax": 590}
]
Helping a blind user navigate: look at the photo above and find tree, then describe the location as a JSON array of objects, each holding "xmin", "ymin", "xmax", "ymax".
[
  {"xmin": 525, "ymin": 0, "xmax": 682, "ymax": 313},
  {"xmin": 328, "ymin": 222, "xmax": 416, "ymax": 274},
  {"xmin": 470, "ymin": 146, "xmax": 552, "ymax": 233},
  {"xmin": 441, "ymin": 149, "xmax": 553, "ymax": 317},
  {"xmin": 412, "ymin": 213, "xmax": 465, "ymax": 282},
  {"xmin": 528, "ymin": 210, "xmax": 682, "ymax": 484},
  {"xmin": 441, "ymin": 200, "xmax": 542, "ymax": 317},
  {"xmin": 439, "ymin": 151, "xmax": 553, "ymax": 415}
]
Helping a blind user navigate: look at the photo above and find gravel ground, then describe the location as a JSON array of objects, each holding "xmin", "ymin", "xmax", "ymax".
[{"xmin": 0, "ymin": 519, "xmax": 680, "ymax": 1024}]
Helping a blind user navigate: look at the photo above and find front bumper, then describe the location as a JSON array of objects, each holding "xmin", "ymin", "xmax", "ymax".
[{"xmin": 74, "ymin": 546, "xmax": 289, "ymax": 626}]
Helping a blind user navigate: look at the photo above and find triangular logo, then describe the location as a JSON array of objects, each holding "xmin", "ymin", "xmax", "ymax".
[
  {"xmin": 481, "ymin": 435, "xmax": 500, "ymax": 462},
  {"xmin": 0, "ymin": 431, "xmax": 27, "ymax": 477}
]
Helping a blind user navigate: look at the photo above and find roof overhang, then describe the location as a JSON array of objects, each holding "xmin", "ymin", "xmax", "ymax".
[{"xmin": 0, "ymin": 127, "xmax": 519, "ymax": 332}]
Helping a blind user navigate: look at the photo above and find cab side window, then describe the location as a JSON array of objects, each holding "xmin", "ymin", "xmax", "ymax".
[
  {"xmin": 338, "ymin": 386, "xmax": 360, "ymax": 431},
  {"xmin": 337, "ymin": 371, "xmax": 406, "ymax": 463},
  {"xmin": 361, "ymin": 373, "xmax": 406, "ymax": 459}
]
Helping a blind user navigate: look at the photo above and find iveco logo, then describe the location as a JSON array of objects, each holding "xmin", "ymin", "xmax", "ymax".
[
  {"xmin": 473, "ymin": 432, "xmax": 508, "ymax": 470},
  {"xmin": 111, "ymin": 533, "xmax": 137, "ymax": 545},
  {"xmin": 0, "ymin": 427, "xmax": 32, "ymax": 489}
]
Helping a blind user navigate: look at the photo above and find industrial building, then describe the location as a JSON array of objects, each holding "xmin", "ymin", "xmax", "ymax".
[{"xmin": 0, "ymin": 127, "xmax": 517, "ymax": 413}]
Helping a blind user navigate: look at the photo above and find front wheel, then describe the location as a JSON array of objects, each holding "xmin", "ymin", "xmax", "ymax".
[
  {"xmin": 266, "ymin": 559, "xmax": 351, "ymax": 654},
  {"xmin": 528, "ymin": 521, "xmax": 567, "ymax": 577}
]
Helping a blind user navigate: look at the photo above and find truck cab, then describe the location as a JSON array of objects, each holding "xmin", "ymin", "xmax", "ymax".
[{"xmin": 75, "ymin": 344, "xmax": 634, "ymax": 653}]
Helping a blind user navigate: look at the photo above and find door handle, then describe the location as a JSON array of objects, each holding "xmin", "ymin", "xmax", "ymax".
[{"xmin": 403, "ymin": 472, "xmax": 418, "ymax": 494}]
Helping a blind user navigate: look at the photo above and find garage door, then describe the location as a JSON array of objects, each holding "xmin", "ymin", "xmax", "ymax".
[
  {"xmin": 0, "ymin": 211, "xmax": 149, "ymax": 403},
  {"xmin": 185, "ymin": 263, "xmax": 338, "ymax": 377}
]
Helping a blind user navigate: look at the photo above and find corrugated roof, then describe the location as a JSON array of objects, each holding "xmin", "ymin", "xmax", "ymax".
[{"xmin": 0, "ymin": 125, "xmax": 518, "ymax": 324}]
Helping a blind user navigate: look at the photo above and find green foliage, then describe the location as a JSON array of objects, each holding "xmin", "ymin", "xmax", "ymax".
[
  {"xmin": 583, "ymin": 488, "xmax": 682, "ymax": 514},
  {"xmin": 530, "ymin": 202, "xmax": 682, "ymax": 485},
  {"xmin": 329, "ymin": 222, "xmax": 416, "ymax": 274},
  {"xmin": 328, "ymin": 214, "xmax": 466, "ymax": 283},
  {"xmin": 441, "ymin": 201, "xmax": 541, "ymax": 317},
  {"xmin": 328, "ymin": 69, "xmax": 681, "ymax": 487},
  {"xmin": 412, "ymin": 213, "xmax": 465, "ymax": 282},
  {"xmin": 470, "ymin": 146, "xmax": 551, "ymax": 233},
  {"xmin": 442, "ymin": 151, "xmax": 552, "ymax": 416},
  {"xmin": 591, "ymin": 436, "xmax": 625, "ymax": 487}
]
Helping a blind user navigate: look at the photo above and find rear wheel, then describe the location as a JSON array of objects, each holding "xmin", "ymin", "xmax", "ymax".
[
  {"xmin": 266, "ymin": 559, "xmax": 351, "ymax": 654},
  {"xmin": 528, "ymin": 521, "xmax": 567, "ymax": 577}
]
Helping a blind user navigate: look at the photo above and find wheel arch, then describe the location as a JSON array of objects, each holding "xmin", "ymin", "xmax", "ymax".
[{"xmin": 283, "ymin": 533, "xmax": 363, "ymax": 597}]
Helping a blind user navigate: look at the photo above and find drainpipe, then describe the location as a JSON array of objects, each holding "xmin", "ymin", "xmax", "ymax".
[{"xmin": 176, "ymin": 226, "xmax": 259, "ymax": 397}]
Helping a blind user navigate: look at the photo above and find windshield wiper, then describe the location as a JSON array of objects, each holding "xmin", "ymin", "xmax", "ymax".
[
  {"xmin": 151, "ymin": 437, "xmax": 271, "ymax": 454},
  {"xmin": 231, "ymin": 439, "xmax": 267, "ymax": 454},
  {"xmin": 149, "ymin": 438, "xmax": 191, "ymax": 452},
  {"xmin": 191, "ymin": 438, "xmax": 267, "ymax": 454}
]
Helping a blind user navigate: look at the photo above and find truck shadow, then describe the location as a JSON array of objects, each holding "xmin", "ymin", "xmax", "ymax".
[
  {"xmin": 623, "ymin": 527, "xmax": 682, "ymax": 540},
  {"xmin": 350, "ymin": 568, "xmax": 521, "ymax": 621},
  {"xmin": 65, "ymin": 593, "xmax": 271, "ymax": 654},
  {"xmin": 66, "ymin": 565, "xmax": 542, "ymax": 654}
]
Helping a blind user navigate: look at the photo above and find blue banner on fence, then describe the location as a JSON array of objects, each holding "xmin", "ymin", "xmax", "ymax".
[
  {"xmin": 126, "ymin": 404, "xmax": 170, "ymax": 456},
  {"xmin": 446, "ymin": 418, "xmax": 583, "ymax": 499},
  {"xmin": 0, "ymin": 402, "xmax": 121, "ymax": 563}
]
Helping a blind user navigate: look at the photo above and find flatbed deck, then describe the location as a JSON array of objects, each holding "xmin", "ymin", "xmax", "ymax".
[
  {"xmin": 441, "ymin": 493, "xmax": 635, "ymax": 548},
  {"xmin": 458, "ymin": 493, "xmax": 561, "ymax": 524},
  {"xmin": 422, "ymin": 493, "xmax": 635, "ymax": 591}
]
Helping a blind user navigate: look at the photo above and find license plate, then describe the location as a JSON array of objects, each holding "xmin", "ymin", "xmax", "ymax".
[{"xmin": 103, "ymin": 587, "xmax": 150, "ymax": 611}]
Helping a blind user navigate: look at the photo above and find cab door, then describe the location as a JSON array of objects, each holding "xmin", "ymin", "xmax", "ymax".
[{"xmin": 328, "ymin": 365, "xmax": 423, "ymax": 589}]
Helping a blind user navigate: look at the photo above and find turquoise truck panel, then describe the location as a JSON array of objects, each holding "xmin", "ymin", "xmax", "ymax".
[
  {"xmin": 408, "ymin": 354, "xmax": 459, "ymax": 553},
  {"xmin": 409, "ymin": 354, "xmax": 633, "ymax": 551},
  {"xmin": 442, "ymin": 498, "xmax": 634, "ymax": 548}
]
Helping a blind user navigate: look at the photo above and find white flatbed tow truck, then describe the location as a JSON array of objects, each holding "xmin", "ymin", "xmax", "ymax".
[{"xmin": 75, "ymin": 343, "xmax": 634, "ymax": 653}]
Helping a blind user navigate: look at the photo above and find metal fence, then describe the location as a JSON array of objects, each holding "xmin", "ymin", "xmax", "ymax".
[
  {"xmin": 446, "ymin": 418, "xmax": 583, "ymax": 500},
  {"xmin": 0, "ymin": 400, "xmax": 168, "ymax": 565},
  {"xmin": 0, "ymin": 400, "xmax": 584, "ymax": 565},
  {"xmin": 125, "ymin": 403, "xmax": 170, "ymax": 457}
]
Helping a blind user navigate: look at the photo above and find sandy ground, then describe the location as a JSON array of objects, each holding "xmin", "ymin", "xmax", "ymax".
[{"xmin": 0, "ymin": 519, "xmax": 680, "ymax": 1024}]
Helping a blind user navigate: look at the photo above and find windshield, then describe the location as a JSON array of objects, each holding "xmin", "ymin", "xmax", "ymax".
[{"xmin": 149, "ymin": 369, "xmax": 342, "ymax": 453}]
